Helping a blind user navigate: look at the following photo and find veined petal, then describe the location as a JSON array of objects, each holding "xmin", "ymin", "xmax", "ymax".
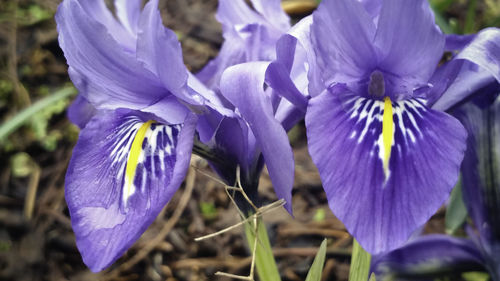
[
  {"xmin": 372, "ymin": 235, "xmax": 486, "ymax": 281},
  {"xmin": 312, "ymin": 0, "xmax": 377, "ymax": 85},
  {"xmin": 78, "ymin": 0, "xmax": 135, "ymax": 50},
  {"xmin": 305, "ymin": 85, "xmax": 467, "ymax": 253},
  {"xmin": 220, "ymin": 62, "xmax": 294, "ymax": 213},
  {"xmin": 65, "ymin": 109, "xmax": 196, "ymax": 272},
  {"xmin": 374, "ymin": 0, "xmax": 445, "ymax": 85},
  {"xmin": 56, "ymin": 0, "xmax": 167, "ymax": 110},
  {"xmin": 137, "ymin": 0, "xmax": 192, "ymax": 103}
]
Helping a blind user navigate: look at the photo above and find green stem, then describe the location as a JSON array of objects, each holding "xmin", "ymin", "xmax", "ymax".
[
  {"xmin": 244, "ymin": 217, "xmax": 281, "ymax": 281},
  {"xmin": 348, "ymin": 239, "xmax": 372, "ymax": 281}
]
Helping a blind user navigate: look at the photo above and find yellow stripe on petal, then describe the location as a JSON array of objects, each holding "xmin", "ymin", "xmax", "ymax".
[
  {"xmin": 382, "ymin": 97, "xmax": 393, "ymax": 179},
  {"xmin": 124, "ymin": 120, "xmax": 154, "ymax": 201}
]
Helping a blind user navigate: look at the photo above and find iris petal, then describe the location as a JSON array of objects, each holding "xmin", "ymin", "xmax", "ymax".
[
  {"xmin": 305, "ymin": 84, "xmax": 467, "ymax": 253},
  {"xmin": 312, "ymin": 0, "xmax": 376, "ymax": 85},
  {"xmin": 374, "ymin": 0, "xmax": 445, "ymax": 85},
  {"xmin": 453, "ymin": 97, "xmax": 500, "ymax": 268},
  {"xmin": 137, "ymin": 0, "xmax": 192, "ymax": 102},
  {"xmin": 197, "ymin": 0, "xmax": 290, "ymax": 91},
  {"xmin": 67, "ymin": 95, "xmax": 96, "ymax": 129},
  {"xmin": 220, "ymin": 62, "xmax": 295, "ymax": 213},
  {"xmin": 456, "ymin": 28, "xmax": 500, "ymax": 82},
  {"xmin": 56, "ymin": 0, "xmax": 168, "ymax": 110},
  {"xmin": 372, "ymin": 235, "xmax": 486, "ymax": 281},
  {"xmin": 114, "ymin": 0, "xmax": 142, "ymax": 36},
  {"xmin": 65, "ymin": 109, "xmax": 196, "ymax": 272}
]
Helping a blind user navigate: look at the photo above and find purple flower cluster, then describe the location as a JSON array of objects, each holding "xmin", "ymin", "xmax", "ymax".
[{"xmin": 57, "ymin": 0, "xmax": 500, "ymax": 273}]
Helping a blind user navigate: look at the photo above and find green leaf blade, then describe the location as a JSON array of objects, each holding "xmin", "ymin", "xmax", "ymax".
[
  {"xmin": 305, "ymin": 239, "xmax": 328, "ymax": 281},
  {"xmin": 445, "ymin": 179, "xmax": 468, "ymax": 235},
  {"xmin": 349, "ymin": 239, "xmax": 372, "ymax": 281},
  {"xmin": 244, "ymin": 218, "xmax": 281, "ymax": 281}
]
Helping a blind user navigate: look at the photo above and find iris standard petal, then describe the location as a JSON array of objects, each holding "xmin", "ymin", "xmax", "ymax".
[
  {"xmin": 114, "ymin": 0, "xmax": 142, "ymax": 36},
  {"xmin": 65, "ymin": 109, "xmax": 196, "ymax": 272},
  {"xmin": 248, "ymin": 0, "xmax": 290, "ymax": 31},
  {"xmin": 220, "ymin": 62, "xmax": 295, "ymax": 213},
  {"xmin": 77, "ymin": 0, "xmax": 135, "ymax": 50},
  {"xmin": 137, "ymin": 0, "xmax": 192, "ymax": 103},
  {"xmin": 372, "ymin": 235, "xmax": 486, "ymax": 281},
  {"xmin": 216, "ymin": 0, "xmax": 262, "ymax": 28},
  {"xmin": 374, "ymin": 0, "xmax": 445, "ymax": 85},
  {"xmin": 56, "ymin": 0, "xmax": 167, "ymax": 110},
  {"xmin": 312, "ymin": 0, "xmax": 376, "ymax": 85},
  {"xmin": 305, "ymin": 84, "xmax": 467, "ymax": 253}
]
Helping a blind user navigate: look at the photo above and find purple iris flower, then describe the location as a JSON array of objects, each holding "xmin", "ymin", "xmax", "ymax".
[
  {"xmin": 275, "ymin": 0, "xmax": 500, "ymax": 254},
  {"xmin": 195, "ymin": 0, "xmax": 305, "ymax": 212},
  {"xmin": 372, "ymin": 83, "xmax": 500, "ymax": 281},
  {"xmin": 56, "ymin": 0, "xmax": 230, "ymax": 271}
]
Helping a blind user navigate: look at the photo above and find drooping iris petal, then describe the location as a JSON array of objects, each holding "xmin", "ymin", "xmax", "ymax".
[
  {"xmin": 312, "ymin": 0, "xmax": 376, "ymax": 85},
  {"xmin": 305, "ymin": 84, "xmax": 467, "ymax": 253},
  {"xmin": 372, "ymin": 235, "xmax": 486, "ymax": 281},
  {"xmin": 456, "ymin": 28, "xmax": 500, "ymax": 82},
  {"xmin": 67, "ymin": 95, "xmax": 96, "ymax": 129},
  {"xmin": 431, "ymin": 61, "xmax": 496, "ymax": 111},
  {"xmin": 453, "ymin": 96, "xmax": 500, "ymax": 271},
  {"xmin": 56, "ymin": 0, "xmax": 168, "ymax": 110},
  {"xmin": 65, "ymin": 109, "xmax": 196, "ymax": 272},
  {"xmin": 220, "ymin": 62, "xmax": 294, "ymax": 212},
  {"xmin": 374, "ymin": 0, "xmax": 444, "ymax": 86}
]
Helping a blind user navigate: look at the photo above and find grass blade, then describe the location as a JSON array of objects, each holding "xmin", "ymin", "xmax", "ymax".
[
  {"xmin": 349, "ymin": 239, "xmax": 372, "ymax": 281},
  {"xmin": 445, "ymin": 179, "xmax": 468, "ymax": 235},
  {"xmin": 305, "ymin": 239, "xmax": 328, "ymax": 281},
  {"xmin": 0, "ymin": 86, "xmax": 76, "ymax": 143},
  {"xmin": 244, "ymin": 218, "xmax": 281, "ymax": 281}
]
